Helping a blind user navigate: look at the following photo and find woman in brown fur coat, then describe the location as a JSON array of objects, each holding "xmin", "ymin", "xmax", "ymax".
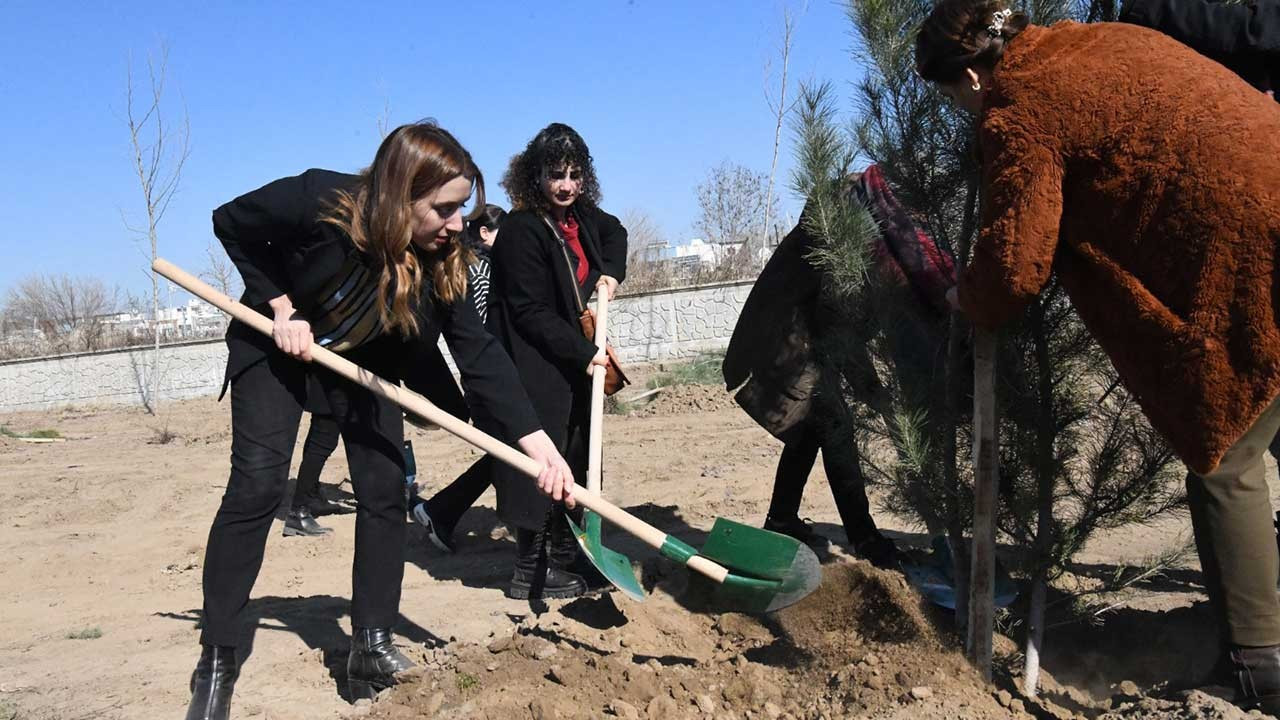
[{"xmin": 916, "ymin": 0, "xmax": 1280, "ymax": 711}]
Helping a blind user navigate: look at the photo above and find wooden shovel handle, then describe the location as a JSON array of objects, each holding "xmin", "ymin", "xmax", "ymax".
[
  {"xmin": 587, "ymin": 284, "xmax": 609, "ymax": 494},
  {"xmin": 151, "ymin": 259, "xmax": 719, "ymax": 574}
]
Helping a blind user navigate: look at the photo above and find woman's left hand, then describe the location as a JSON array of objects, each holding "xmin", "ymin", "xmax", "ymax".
[
  {"xmin": 598, "ymin": 275, "xmax": 620, "ymax": 301},
  {"xmin": 517, "ymin": 430, "xmax": 577, "ymax": 509}
]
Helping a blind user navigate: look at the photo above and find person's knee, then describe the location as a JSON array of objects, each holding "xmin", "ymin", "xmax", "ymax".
[
  {"xmin": 224, "ymin": 449, "xmax": 291, "ymax": 513},
  {"xmin": 222, "ymin": 473, "xmax": 287, "ymax": 517}
]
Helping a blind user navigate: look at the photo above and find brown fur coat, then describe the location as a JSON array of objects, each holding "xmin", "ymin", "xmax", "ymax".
[{"xmin": 958, "ymin": 21, "xmax": 1280, "ymax": 473}]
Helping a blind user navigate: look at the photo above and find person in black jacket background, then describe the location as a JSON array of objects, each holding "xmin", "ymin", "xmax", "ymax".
[
  {"xmin": 186, "ymin": 122, "xmax": 576, "ymax": 720},
  {"xmin": 488, "ymin": 123, "xmax": 627, "ymax": 600},
  {"xmin": 1120, "ymin": 0, "xmax": 1279, "ymax": 96},
  {"xmin": 411, "ymin": 204, "xmax": 506, "ymax": 552}
]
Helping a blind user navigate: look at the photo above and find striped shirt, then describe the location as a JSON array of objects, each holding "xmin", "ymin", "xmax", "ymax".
[
  {"xmin": 308, "ymin": 254, "xmax": 383, "ymax": 353},
  {"xmin": 468, "ymin": 254, "xmax": 492, "ymax": 323}
]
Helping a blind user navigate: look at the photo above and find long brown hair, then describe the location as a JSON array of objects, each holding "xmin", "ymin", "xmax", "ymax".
[
  {"xmin": 323, "ymin": 121, "xmax": 483, "ymax": 337},
  {"xmin": 915, "ymin": 0, "xmax": 1029, "ymax": 84}
]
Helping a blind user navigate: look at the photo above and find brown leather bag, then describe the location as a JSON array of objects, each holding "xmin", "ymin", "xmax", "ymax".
[
  {"xmin": 541, "ymin": 212, "xmax": 631, "ymax": 396},
  {"xmin": 578, "ymin": 306, "xmax": 630, "ymax": 396}
]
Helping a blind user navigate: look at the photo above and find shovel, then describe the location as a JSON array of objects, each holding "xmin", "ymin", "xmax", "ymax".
[
  {"xmin": 153, "ymin": 258, "xmax": 821, "ymax": 613},
  {"xmin": 565, "ymin": 285, "xmax": 645, "ymax": 601}
]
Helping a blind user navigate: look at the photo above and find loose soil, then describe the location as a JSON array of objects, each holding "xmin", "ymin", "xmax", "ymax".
[{"xmin": 1, "ymin": 367, "xmax": 1275, "ymax": 719}]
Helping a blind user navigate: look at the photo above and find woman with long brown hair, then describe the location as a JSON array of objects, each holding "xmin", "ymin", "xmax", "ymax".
[
  {"xmin": 186, "ymin": 121, "xmax": 576, "ymax": 720},
  {"xmin": 915, "ymin": 0, "xmax": 1280, "ymax": 710}
]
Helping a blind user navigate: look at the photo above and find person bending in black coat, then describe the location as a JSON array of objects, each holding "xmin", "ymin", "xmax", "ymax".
[
  {"xmin": 1120, "ymin": 0, "xmax": 1279, "ymax": 97},
  {"xmin": 410, "ymin": 204, "xmax": 506, "ymax": 552},
  {"xmin": 487, "ymin": 123, "xmax": 627, "ymax": 600},
  {"xmin": 186, "ymin": 122, "xmax": 576, "ymax": 720}
]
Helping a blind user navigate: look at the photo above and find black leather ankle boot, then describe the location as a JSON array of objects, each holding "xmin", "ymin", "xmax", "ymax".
[
  {"xmin": 185, "ymin": 644, "xmax": 238, "ymax": 720},
  {"xmin": 283, "ymin": 505, "xmax": 332, "ymax": 537},
  {"xmin": 347, "ymin": 627, "xmax": 414, "ymax": 701},
  {"xmin": 549, "ymin": 508, "xmax": 608, "ymax": 590},
  {"xmin": 508, "ymin": 526, "xmax": 587, "ymax": 600}
]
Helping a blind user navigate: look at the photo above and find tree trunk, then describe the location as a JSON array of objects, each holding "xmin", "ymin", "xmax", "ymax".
[
  {"xmin": 762, "ymin": 9, "xmax": 793, "ymax": 256},
  {"xmin": 945, "ymin": 311, "xmax": 970, "ymax": 636},
  {"xmin": 1024, "ymin": 575, "xmax": 1047, "ymax": 695},
  {"xmin": 947, "ymin": 173, "xmax": 980, "ymax": 636},
  {"xmin": 1023, "ymin": 297, "xmax": 1057, "ymax": 696},
  {"xmin": 149, "ymin": 225, "xmax": 160, "ymax": 414},
  {"xmin": 968, "ymin": 328, "xmax": 998, "ymax": 680}
]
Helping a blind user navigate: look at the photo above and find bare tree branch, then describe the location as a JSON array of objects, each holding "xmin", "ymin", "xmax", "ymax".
[
  {"xmin": 764, "ymin": 3, "xmax": 803, "ymax": 253},
  {"xmin": 124, "ymin": 41, "xmax": 189, "ymax": 414}
]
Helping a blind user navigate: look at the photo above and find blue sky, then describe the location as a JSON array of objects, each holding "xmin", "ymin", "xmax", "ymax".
[{"xmin": 0, "ymin": 1, "xmax": 864, "ymax": 300}]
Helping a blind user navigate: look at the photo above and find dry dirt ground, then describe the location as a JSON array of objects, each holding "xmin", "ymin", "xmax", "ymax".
[{"xmin": 1, "ymin": 368, "xmax": 1277, "ymax": 719}]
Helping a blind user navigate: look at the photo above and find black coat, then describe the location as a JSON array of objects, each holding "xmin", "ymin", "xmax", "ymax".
[
  {"xmin": 487, "ymin": 205, "xmax": 627, "ymax": 433},
  {"xmin": 1121, "ymin": 0, "xmax": 1280, "ymax": 94},
  {"xmin": 487, "ymin": 204, "xmax": 626, "ymax": 529},
  {"xmin": 213, "ymin": 168, "xmax": 539, "ymax": 442}
]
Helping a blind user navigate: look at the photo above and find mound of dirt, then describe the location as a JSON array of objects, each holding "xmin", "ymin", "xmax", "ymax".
[
  {"xmin": 1099, "ymin": 692, "xmax": 1260, "ymax": 719},
  {"xmin": 364, "ymin": 561, "xmax": 1015, "ymax": 720},
  {"xmin": 628, "ymin": 384, "xmax": 738, "ymax": 418}
]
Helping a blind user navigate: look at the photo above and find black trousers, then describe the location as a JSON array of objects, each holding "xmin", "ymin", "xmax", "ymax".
[
  {"xmin": 200, "ymin": 343, "xmax": 407, "ymax": 647},
  {"xmin": 294, "ymin": 412, "xmax": 341, "ymax": 504},
  {"xmin": 420, "ymin": 455, "xmax": 493, "ymax": 534},
  {"xmin": 496, "ymin": 401, "xmax": 590, "ymax": 532},
  {"xmin": 767, "ymin": 378, "xmax": 879, "ymax": 544}
]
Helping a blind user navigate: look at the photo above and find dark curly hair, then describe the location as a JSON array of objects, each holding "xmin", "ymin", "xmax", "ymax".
[{"xmin": 501, "ymin": 123, "xmax": 602, "ymax": 212}]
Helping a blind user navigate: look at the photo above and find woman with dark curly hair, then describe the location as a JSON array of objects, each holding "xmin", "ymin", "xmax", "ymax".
[{"xmin": 487, "ymin": 122, "xmax": 628, "ymax": 599}]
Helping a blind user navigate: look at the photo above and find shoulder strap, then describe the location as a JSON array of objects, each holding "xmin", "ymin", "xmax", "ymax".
[{"xmin": 539, "ymin": 211, "xmax": 586, "ymax": 314}]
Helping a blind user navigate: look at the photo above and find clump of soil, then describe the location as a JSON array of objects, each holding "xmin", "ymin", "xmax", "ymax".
[
  {"xmin": 629, "ymin": 384, "xmax": 737, "ymax": 418},
  {"xmin": 365, "ymin": 561, "xmax": 1015, "ymax": 720},
  {"xmin": 1099, "ymin": 692, "xmax": 1260, "ymax": 719}
]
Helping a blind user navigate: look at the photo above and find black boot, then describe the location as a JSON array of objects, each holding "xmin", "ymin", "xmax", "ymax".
[
  {"xmin": 550, "ymin": 508, "xmax": 609, "ymax": 591},
  {"xmin": 185, "ymin": 645, "xmax": 238, "ymax": 720},
  {"xmin": 283, "ymin": 505, "xmax": 331, "ymax": 537},
  {"xmin": 347, "ymin": 627, "xmax": 415, "ymax": 702},
  {"xmin": 508, "ymin": 526, "xmax": 587, "ymax": 600},
  {"xmin": 300, "ymin": 487, "xmax": 351, "ymax": 517},
  {"xmin": 763, "ymin": 514, "xmax": 820, "ymax": 546},
  {"xmin": 851, "ymin": 530, "xmax": 903, "ymax": 570}
]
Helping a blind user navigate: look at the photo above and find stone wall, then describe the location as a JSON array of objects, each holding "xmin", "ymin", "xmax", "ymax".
[{"xmin": 0, "ymin": 280, "xmax": 753, "ymax": 412}]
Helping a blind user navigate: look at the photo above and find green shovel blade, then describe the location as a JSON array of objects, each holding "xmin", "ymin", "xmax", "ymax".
[
  {"xmin": 696, "ymin": 518, "xmax": 822, "ymax": 614},
  {"xmin": 567, "ymin": 511, "xmax": 645, "ymax": 602}
]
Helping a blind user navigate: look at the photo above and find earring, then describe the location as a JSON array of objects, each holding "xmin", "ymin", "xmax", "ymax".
[{"xmin": 971, "ymin": 81, "xmax": 982, "ymax": 91}]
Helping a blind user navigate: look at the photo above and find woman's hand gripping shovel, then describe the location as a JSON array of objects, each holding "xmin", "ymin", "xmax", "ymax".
[
  {"xmin": 153, "ymin": 258, "xmax": 820, "ymax": 613},
  {"xmin": 567, "ymin": 285, "xmax": 645, "ymax": 600}
]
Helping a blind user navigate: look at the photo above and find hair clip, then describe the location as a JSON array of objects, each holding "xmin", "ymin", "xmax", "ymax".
[{"xmin": 987, "ymin": 8, "xmax": 1013, "ymax": 36}]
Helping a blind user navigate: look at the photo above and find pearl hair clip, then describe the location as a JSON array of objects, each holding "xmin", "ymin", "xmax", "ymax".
[{"xmin": 988, "ymin": 8, "xmax": 1013, "ymax": 36}]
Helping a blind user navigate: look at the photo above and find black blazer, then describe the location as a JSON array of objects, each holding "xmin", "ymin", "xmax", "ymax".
[
  {"xmin": 1121, "ymin": 0, "xmax": 1280, "ymax": 94},
  {"xmin": 487, "ymin": 204, "xmax": 627, "ymax": 435},
  {"xmin": 213, "ymin": 168, "xmax": 540, "ymax": 441}
]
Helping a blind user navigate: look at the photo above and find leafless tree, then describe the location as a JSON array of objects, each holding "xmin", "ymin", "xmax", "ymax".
[
  {"xmin": 763, "ymin": 4, "xmax": 802, "ymax": 252},
  {"xmin": 201, "ymin": 240, "xmax": 239, "ymax": 332},
  {"xmin": 619, "ymin": 209, "xmax": 675, "ymax": 295},
  {"xmin": 694, "ymin": 161, "xmax": 778, "ymax": 250},
  {"xmin": 376, "ymin": 96, "xmax": 393, "ymax": 139},
  {"xmin": 3, "ymin": 274, "xmax": 119, "ymax": 353},
  {"xmin": 123, "ymin": 43, "xmax": 190, "ymax": 414}
]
